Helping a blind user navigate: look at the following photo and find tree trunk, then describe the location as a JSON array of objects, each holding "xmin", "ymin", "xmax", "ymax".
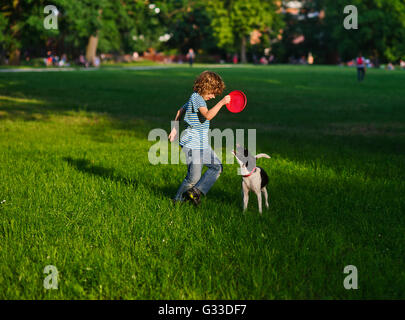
[
  {"xmin": 86, "ymin": 33, "xmax": 99, "ymax": 66},
  {"xmin": 85, "ymin": 9, "xmax": 103, "ymax": 66},
  {"xmin": 9, "ymin": 48, "xmax": 21, "ymax": 66},
  {"xmin": 240, "ymin": 36, "xmax": 247, "ymax": 64}
]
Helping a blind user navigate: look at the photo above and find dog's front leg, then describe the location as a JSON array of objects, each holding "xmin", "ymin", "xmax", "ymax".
[
  {"xmin": 262, "ymin": 187, "xmax": 269, "ymax": 209},
  {"xmin": 242, "ymin": 181, "xmax": 249, "ymax": 212},
  {"xmin": 255, "ymin": 190, "xmax": 262, "ymax": 214}
]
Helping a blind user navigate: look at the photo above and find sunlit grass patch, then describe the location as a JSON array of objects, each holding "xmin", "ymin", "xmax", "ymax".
[{"xmin": 0, "ymin": 95, "xmax": 45, "ymax": 105}]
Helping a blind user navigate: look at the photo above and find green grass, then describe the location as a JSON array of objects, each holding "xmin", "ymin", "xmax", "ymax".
[
  {"xmin": 100, "ymin": 59, "xmax": 162, "ymax": 68},
  {"xmin": 0, "ymin": 65, "xmax": 404, "ymax": 299}
]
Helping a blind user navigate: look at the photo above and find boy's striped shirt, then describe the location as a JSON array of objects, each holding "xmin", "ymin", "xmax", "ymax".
[{"xmin": 179, "ymin": 92, "xmax": 210, "ymax": 150}]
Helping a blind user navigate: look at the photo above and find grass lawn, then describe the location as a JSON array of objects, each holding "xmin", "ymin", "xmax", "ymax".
[{"xmin": 0, "ymin": 65, "xmax": 404, "ymax": 299}]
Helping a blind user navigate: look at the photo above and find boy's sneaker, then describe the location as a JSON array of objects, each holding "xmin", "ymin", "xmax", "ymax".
[{"xmin": 183, "ymin": 187, "xmax": 202, "ymax": 206}]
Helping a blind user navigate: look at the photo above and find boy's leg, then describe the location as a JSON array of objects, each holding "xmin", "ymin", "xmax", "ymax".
[
  {"xmin": 359, "ymin": 68, "xmax": 365, "ymax": 81},
  {"xmin": 194, "ymin": 147, "xmax": 223, "ymax": 195},
  {"xmin": 174, "ymin": 148, "xmax": 202, "ymax": 201}
]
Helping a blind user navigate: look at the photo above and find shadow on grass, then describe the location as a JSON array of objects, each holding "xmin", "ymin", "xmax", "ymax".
[
  {"xmin": 64, "ymin": 157, "xmax": 128, "ymax": 182},
  {"xmin": 64, "ymin": 157, "xmax": 173, "ymax": 199},
  {"xmin": 63, "ymin": 156, "xmax": 239, "ymax": 205},
  {"xmin": 0, "ymin": 95, "xmax": 54, "ymax": 122},
  {"xmin": 63, "ymin": 157, "xmax": 175, "ymax": 202}
]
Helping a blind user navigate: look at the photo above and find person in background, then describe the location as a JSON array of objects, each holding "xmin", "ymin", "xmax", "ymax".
[
  {"xmin": 252, "ymin": 54, "xmax": 258, "ymax": 65},
  {"xmin": 79, "ymin": 54, "xmax": 89, "ymax": 68},
  {"xmin": 59, "ymin": 54, "xmax": 67, "ymax": 67},
  {"xmin": 53, "ymin": 55, "xmax": 59, "ymax": 66},
  {"xmin": 400, "ymin": 60, "xmax": 405, "ymax": 70},
  {"xmin": 356, "ymin": 53, "xmax": 366, "ymax": 82},
  {"xmin": 46, "ymin": 51, "xmax": 53, "ymax": 67},
  {"xmin": 307, "ymin": 52, "xmax": 314, "ymax": 65},
  {"xmin": 186, "ymin": 48, "xmax": 195, "ymax": 67},
  {"xmin": 93, "ymin": 56, "xmax": 100, "ymax": 67}
]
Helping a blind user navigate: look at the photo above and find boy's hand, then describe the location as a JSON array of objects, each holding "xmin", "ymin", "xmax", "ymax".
[
  {"xmin": 168, "ymin": 127, "xmax": 177, "ymax": 142},
  {"xmin": 221, "ymin": 95, "xmax": 231, "ymax": 106}
]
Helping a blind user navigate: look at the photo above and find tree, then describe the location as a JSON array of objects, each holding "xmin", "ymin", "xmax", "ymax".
[
  {"xmin": 272, "ymin": 0, "xmax": 334, "ymax": 64},
  {"xmin": 273, "ymin": 0, "xmax": 405, "ymax": 64},
  {"xmin": 0, "ymin": 0, "xmax": 59, "ymax": 64},
  {"xmin": 324, "ymin": 0, "xmax": 405, "ymax": 63},
  {"xmin": 157, "ymin": 0, "xmax": 217, "ymax": 55},
  {"xmin": 205, "ymin": 0, "xmax": 283, "ymax": 63},
  {"xmin": 57, "ymin": 0, "xmax": 168, "ymax": 61},
  {"xmin": 54, "ymin": 0, "xmax": 106, "ymax": 64},
  {"xmin": 0, "ymin": 0, "xmax": 169, "ymax": 64}
]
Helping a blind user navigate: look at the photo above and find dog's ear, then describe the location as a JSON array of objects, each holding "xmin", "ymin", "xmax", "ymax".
[{"xmin": 255, "ymin": 153, "xmax": 271, "ymax": 159}]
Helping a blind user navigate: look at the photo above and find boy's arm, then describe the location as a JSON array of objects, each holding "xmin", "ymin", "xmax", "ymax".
[
  {"xmin": 174, "ymin": 107, "xmax": 185, "ymax": 121},
  {"xmin": 199, "ymin": 95, "xmax": 230, "ymax": 121},
  {"xmin": 168, "ymin": 107, "xmax": 185, "ymax": 142}
]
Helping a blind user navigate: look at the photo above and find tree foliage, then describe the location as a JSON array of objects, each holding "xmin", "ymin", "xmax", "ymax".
[
  {"xmin": 0, "ymin": 0, "xmax": 404, "ymax": 65},
  {"xmin": 205, "ymin": 0, "xmax": 283, "ymax": 62},
  {"xmin": 324, "ymin": 0, "xmax": 405, "ymax": 62},
  {"xmin": 0, "ymin": 0, "xmax": 59, "ymax": 63}
]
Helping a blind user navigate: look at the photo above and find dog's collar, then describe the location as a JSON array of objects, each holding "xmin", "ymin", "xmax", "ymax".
[{"xmin": 242, "ymin": 167, "xmax": 257, "ymax": 178}]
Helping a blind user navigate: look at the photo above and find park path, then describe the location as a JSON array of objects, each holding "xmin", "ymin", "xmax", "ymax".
[
  {"xmin": 0, "ymin": 66, "xmax": 170, "ymax": 73},
  {"xmin": 0, "ymin": 64, "xmax": 239, "ymax": 73}
]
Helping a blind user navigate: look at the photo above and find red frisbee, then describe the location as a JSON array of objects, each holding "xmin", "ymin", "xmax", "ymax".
[{"xmin": 226, "ymin": 90, "xmax": 247, "ymax": 113}]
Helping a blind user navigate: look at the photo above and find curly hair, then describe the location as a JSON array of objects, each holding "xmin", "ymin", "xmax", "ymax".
[{"xmin": 193, "ymin": 71, "xmax": 225, "ymax": 96}]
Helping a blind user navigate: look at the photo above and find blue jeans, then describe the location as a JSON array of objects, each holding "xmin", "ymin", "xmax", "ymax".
[
  {"xmin": 174, "ymin": 146, "xmax": 223, "ymax": 201},
  {"xmin": 357, "ymin": 67, "xmax": 365, "ymax": 81}
]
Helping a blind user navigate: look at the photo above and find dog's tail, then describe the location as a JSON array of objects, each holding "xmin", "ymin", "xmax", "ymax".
[{"xmin": 255, "ymin": 153, "xmax": 271, "ymax": 159}]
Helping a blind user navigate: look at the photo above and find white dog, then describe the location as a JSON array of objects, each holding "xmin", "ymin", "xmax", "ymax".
[{"xmin": 232, "ymin": 146, "xmax": 271, "ymax": 214}]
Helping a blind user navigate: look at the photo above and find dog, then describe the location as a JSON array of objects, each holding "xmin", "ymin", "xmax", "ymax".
[{"xmin": 232, "ymin": 145, "xmax": 271, "ymax": 214}]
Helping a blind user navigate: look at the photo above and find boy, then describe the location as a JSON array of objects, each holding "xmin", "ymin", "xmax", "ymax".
[{"xmin": 168, "ymin": 71, "xmax": 231, "ymax": 205}]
